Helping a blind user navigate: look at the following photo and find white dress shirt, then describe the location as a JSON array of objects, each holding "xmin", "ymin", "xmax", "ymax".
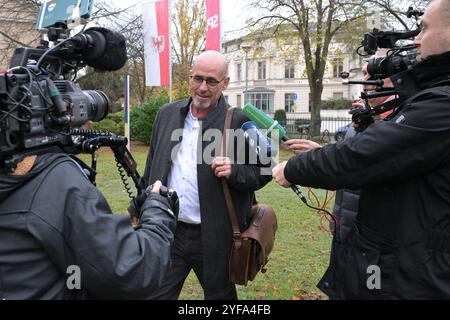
[{"xmin": 167, "ymin": 106, "xmax": 201, "ymax": 224}]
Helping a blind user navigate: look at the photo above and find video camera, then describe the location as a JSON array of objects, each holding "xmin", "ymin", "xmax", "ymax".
[
  {"xmin": 0, "ymin": 1, "xmax": 144, "ymax": 196},
  {"xmin": 341, "ymin": 7, "xmax": 424, "ymax": 130},
  {"xmin": 358, "ymin": 6, "xmax": 423, "ymax": 79}
]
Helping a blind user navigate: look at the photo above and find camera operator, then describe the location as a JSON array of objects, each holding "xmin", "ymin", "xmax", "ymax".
[
  {"xmin": 0, "ymin": 153, "xmax": 178, "ymax": 299},
  {"xmin": 286, "ymin": 50, "xmax": 398, "ymax": 230},
  {"xmin": 352, "ymin": 50, "xmax": 397, "ymax": 127},
  {"xmin": 273, "ymin": 0, "xmax": 450, "ymax": 299}
]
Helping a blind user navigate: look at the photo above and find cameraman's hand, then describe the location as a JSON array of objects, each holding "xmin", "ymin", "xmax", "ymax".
[
  {"xmin": 150, "ymin": 181, "xmax": 162, "ymax": 193},
  {"xmin": 128, "ymin": 181, "xmax": 162, "ymax": 225},
  {"xmin": 351, "ymin": 99, "xmax": 365, "ymax": 109},
  {"xmin": 350, "ymin": 108, "xmax": 374, "ymax": 133},
  {"xmin": 272, "ymin": 161, "xmax": 293, "ymax": 188},
  {"xmin": 284, "ymin": 139, "xmax": 321, "ymax": 154},
  {"xmin": 350, "ymin": 100, "xmax": 365, "ymax": 129}
]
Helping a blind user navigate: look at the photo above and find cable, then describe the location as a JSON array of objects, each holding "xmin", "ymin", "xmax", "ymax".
[
  {"xmin": 69, "ymin": 130, "xmax": 134, "ymax": 198},
  {"xmin": 285, "ymin": 144, "xmax": 338, "ymax": 235},
  {"xmin": 1, "ymin": 91, "xmax": 31, "ymax": 122},
  {"xmin": 36, "ymin": 38, "xmax": 71, "ymax": 71},
  {"xmin": 70, "ymin": 129, "xmax": 114, "ymax": 138},
  {"xmin": 302, "ymin": 199, "xmax": 337, "ymax": 237},
  {"xmin": 115, "ymin": 157, "xmax": 134, "ymax": 199},
  {"xmin": 7, "ymin": 66, "xmax": 33, "ymax": 92}
]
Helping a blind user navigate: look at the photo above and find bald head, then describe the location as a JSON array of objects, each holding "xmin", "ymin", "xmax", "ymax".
[
  {"xmin": 414, "ymin": 0, "xmax": 450, "ymax": 60},
  {"xmin": 431, "ymin": 0, "xmax": 450, "ymax": 25},
  {"xmin": 192, "ymin": 50, "xmax": 229, "ymax": 78},
  {"xmin": 189, "ymin": 51, "xmax": 230, "ymax": 113}
]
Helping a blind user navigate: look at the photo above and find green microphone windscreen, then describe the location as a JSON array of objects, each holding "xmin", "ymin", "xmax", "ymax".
[{"xmin": 242, "ymin": 103, "xmax": 287, "ymax": 139}]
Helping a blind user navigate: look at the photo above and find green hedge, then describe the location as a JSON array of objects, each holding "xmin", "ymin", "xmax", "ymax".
[
  {"xmin": 274, "ymin": 109, "xmax": 287, "ymax": 126},
  {"xmin": 92, "ymin": 112, "xmax": 124, "ymax": 136},
  {"xmin": 130, "ymin": 93, "xmax": 169, "ymax": 144},
  {"xmin": 320, "ymin": 98, "xmax": 353, "ymax": 110}
]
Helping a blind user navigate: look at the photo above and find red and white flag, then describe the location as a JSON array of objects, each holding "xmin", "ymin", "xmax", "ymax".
[
  {"xmin": 205, "ymin": 0, "xmax": 221, "ymax": 51},
  {"xmin": 142, "ymin": 0, "xmax": 170, "ymax": 87}
]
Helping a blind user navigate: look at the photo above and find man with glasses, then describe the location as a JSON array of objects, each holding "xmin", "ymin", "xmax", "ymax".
[{"xmin": 143, "ymin": 50, "xmax": 271, "ymax": 300}]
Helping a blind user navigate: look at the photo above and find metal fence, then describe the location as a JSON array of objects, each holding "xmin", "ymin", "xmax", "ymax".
[{"xmin": 282, "ymin": 116, "xmax": 352, "ymax": 143}]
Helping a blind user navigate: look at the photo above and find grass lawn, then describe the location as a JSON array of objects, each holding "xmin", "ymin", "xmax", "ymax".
[{"xmin": 79, "ymin": 143, "xmax": 334, "ymax": 300}]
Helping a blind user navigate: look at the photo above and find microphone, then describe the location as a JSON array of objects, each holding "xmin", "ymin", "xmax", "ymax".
[
  {"xmin": 241, "ymin": 104, "xmax": 308, "ymax": 203},
  {"xmin": 241, "ymin": 121, "xmax": 277, "ymax": 159},
  {"xmin": 71, "ymin": 27, "xmax": 128, "ymax": 71},
  {"xmin": 242, "ymin": 103, "xmax": 289, "ymax": 141}
]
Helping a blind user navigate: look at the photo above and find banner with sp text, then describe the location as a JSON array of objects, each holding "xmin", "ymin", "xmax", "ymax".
[{"xmin": 206, "ymin": 0, "xmax": 221, "ymax": 51}]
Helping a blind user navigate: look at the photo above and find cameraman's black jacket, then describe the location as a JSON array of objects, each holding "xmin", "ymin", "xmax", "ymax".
[
  {"xmin": 285, "ymin": 52, "xmax": 450, "ymax": 299},
  {"xmin": 0, "ymin": 153, "xmax": 176, "ymax": 299}
]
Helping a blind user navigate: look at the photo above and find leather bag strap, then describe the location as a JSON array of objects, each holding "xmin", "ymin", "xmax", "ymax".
[{"xmin": 220, "ymin": 107, "xmax": 242, "ymax": 247}]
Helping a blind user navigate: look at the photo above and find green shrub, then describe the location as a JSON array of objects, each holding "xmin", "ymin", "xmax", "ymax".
[
  {"xmin": 274, "ymin": 109, "xmax": 287, "ymax": 126},
  {"xmin": 320, "ymin": 98, "xmax": 353, "ymax": 110},
  {"xmin": 92, "ymin": 112, "xmax": 124, "ymax": 136},
  {"xmin": 131, "ymin": 92, "xmax": 169, "ymax": 144},
  {"xmin": 107, "ymin": 112, "xmax": 126, "ymax": 124}
]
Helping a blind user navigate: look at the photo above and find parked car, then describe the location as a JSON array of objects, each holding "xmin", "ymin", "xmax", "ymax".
[
  {"xmin": 334, "ymin": 123, "xmax": 351, "ymax": 142},
  {"xmin": 295, "ymin": 119, "xmax": 311, "ymax": 134}
]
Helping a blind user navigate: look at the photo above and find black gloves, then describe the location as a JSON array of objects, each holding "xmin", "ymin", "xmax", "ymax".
[
  {"xmin": 350, "ymin": 107, "xmax": 374, "ymax": 133},
  {"xmin": 128, "ymin": 185, "xmax": 179, "ymax": 221},
  {"xmin": 157, "ymin": 185, "xmax": 179, "ymax": 219},
  {"xmin": 128, "ymin": 191, "xmax": 148, "ymax": 221}
]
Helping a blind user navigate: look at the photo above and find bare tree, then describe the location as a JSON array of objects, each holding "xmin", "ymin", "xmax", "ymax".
[
  {"xmin": 171, "ymin": 0, "xmax": 207, "ymax": 98},
  {"xmin": 91, "ymin": 0, "xmax": 207, "ymax": 104},
  {"xmin": 76, "ymin": 2, "xmax": 154, "ymax": 107},
  {"xmin": 0, "ymin": 0, "xmax": 40, "ymax": 68},
  {"xmin": 364, "ymin": 0, "xmax": 427, "ymax": 30},
  {"xmin": 248, "ymin": 0, "xmax": 366, "ymax": 135}
]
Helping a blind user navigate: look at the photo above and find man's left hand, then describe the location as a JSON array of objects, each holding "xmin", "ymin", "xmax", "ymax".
[
  {"xmin": 212, "ymin": 156, "xmax": 232, "ymax": 178},
  {"xmin": 272, "ymin": 161, "xmax": 292, "ymax": 188}
]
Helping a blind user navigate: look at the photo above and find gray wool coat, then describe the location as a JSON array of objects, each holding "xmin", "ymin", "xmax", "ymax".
[{"xmin": 143, "ymin": 95, "xmax": 271, "ymax": 298}]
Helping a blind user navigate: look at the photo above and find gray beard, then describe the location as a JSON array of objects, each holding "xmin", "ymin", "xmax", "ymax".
[{"xmin": 193, "ymin": 99, "xmax": 211, "ymax": 110}]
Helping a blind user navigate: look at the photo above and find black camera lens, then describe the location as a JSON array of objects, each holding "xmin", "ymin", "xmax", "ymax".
[
  {"xmin": 367, "ymin": 55, "xmax": 404, "ymax": 79},
  {"xmin": 83, "ymin": 90, "xmax": 110, "ymax": 122},
  {"xmin": 366, "ymin": 48, "xmax": 418, "ymax": 79}
]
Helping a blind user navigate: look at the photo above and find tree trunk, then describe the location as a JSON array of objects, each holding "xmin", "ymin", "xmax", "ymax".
[{"xmin": 309, "ymin": 80, "xmax": 323, "ymax": 137}]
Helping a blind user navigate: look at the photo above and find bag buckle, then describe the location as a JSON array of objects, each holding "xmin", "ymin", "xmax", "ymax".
[{"xmin": 233, "ymin": 232, "xmax": 242, "ymax": 249}]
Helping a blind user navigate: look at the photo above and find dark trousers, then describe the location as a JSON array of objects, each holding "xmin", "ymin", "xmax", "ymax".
[{"xmin": 148, "ymin": 221, "xmax": 237, "ymax": 300}]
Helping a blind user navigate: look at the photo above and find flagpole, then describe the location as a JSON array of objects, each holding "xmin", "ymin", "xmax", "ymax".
[
  {"xmin": 124, "ymin": 74, "xmax": 131, "ymax": 151},
  {"xmin": 168, "ymin": 0, "xmax": 173, "ymax": 103},
  {"xmin": 219, "ymin": 0, "xmax": 222, "ymax": 52}
]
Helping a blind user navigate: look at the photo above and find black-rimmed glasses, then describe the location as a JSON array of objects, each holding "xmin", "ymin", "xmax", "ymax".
[{"xmin": 190, "ymin": 75, "xmax": 226, "ymax": 88}]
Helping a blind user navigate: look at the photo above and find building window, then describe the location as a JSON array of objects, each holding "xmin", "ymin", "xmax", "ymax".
[
  {"xmin": 224, "ymin": 95, "xmax": 229, "ymax": 103},
  {"xmin": 333, "ymin": 92, "xmax": 344, "ymax": 99},
  {"xmin": 285, "ymin": 60, "xmax": 295, "ymax": 79},
  {"xmin": 248, "ymin": 93, "xmax": 274, "ymax": 113},
  {"xmin": 236, "ymin": 94, "xmax": 242, "ymax": 108},
  {"xmin": 332, "ymin": 58, "xmax": 343, "ymax": 78},
  {"xmin": 285, "ymin": 93, "xmax": 296, "ymax": 112},
  {"xmin": 257, "ymin": 61, "xmax": 266, "ymax": 80},
  {"xmin": 236, "ymin": 63, "xmax": 242, "ymax": 81}
]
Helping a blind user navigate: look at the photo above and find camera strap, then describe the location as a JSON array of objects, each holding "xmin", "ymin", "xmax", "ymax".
[{"xmin": 69, "ymin": 155, "xmax": 96, "ymax": 185}]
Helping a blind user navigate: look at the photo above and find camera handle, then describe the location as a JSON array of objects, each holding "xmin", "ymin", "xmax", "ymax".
[{"xmin": 71, "ymin": 130, "xmax": 146, "ymax": 198}]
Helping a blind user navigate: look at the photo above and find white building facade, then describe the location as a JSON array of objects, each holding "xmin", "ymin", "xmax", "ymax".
[{"xmin": 222, "ymin": 36, "xmax": 364, "ymax": 116}]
